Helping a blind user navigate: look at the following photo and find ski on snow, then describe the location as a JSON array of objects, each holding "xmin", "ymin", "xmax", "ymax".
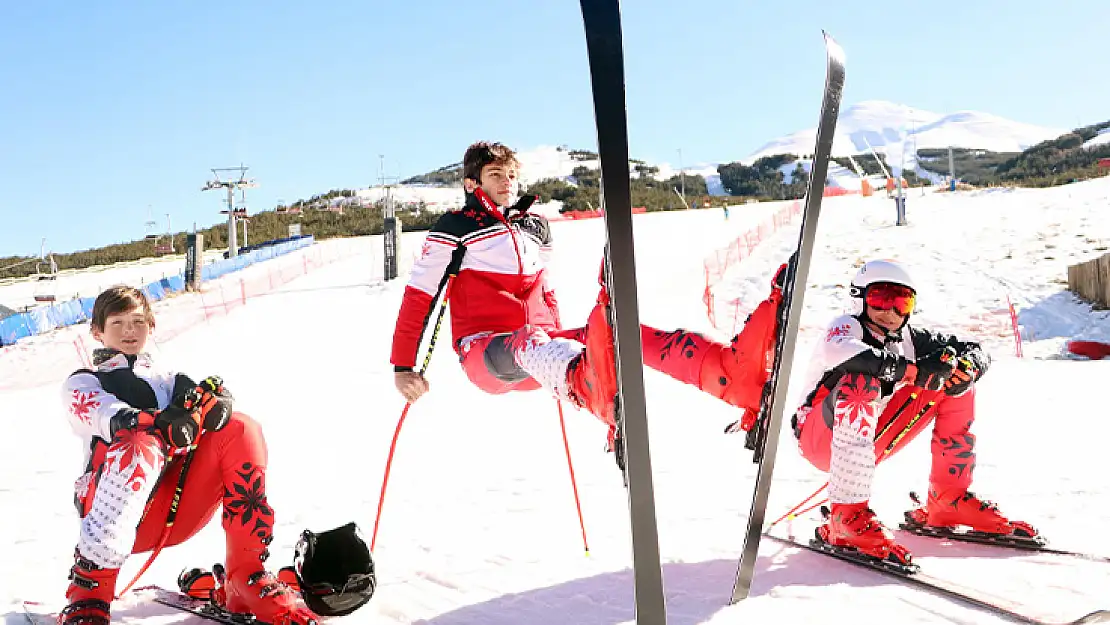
[
  {"xmin": 729, "ymin": 31, "xmax": 847, "ymax": 604},
  {"xmin": 764, "ymin": 533, "xmax": 1110, "ymax": 625},
  {"xmin": 21, "ymin": 586, "xmax": 267, "ymax": 625},
  {"xmin": 899, "ymin": 518, "xmax": 1110, "ymax": 565},
  {"xmin": 144, "ymin": 586, "xmax": 266, "ymax": 625},
  {"xmin": 578, "ymin": 1, "xmax": 667, "ymax": 623}
]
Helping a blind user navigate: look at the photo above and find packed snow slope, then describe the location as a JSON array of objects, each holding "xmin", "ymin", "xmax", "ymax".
[{"xmin": 2, "ymin": 178, "xmax": 1108, "ymax": 625}]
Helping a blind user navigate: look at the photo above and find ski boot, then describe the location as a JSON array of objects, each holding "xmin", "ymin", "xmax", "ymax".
[
  {"xmin": 219, "ymin": 555, "xmax": 319, "ymax": 625},
  {"xmin": 59, "ymin": 551, "xmax": 118, "ymax": 625},
  {"xmin": 817, "ymin": 502, "xmax": 913, "ymax": 565},
  {"xmin": 566, "ymin": 271, "xmax": 617, "ymax": 428},
  {"xmin": 906, "ymin": 486, "xmax": 1039, "ymax": 538}
]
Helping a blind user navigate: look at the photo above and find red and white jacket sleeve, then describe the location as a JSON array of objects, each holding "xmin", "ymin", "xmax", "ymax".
[
  {"xmin": 61, "ymin": 372, "xmax": 135, "ymax": 443},
  {"xmin": 390, "ymin": 230, "xmax": 459, "ymax": 370},
  {"xmin": 809, "ymin": 314, "xmax": 912, "ymax": 385}
]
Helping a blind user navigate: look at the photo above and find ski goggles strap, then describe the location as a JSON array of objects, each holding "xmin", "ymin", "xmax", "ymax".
[{"xmin": 865, "ymin": 282, "xmax": 916, "ymax": 316}]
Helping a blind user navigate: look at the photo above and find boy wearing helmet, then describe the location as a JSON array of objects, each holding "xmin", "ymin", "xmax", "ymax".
[{"xmin": 790, "ymin": 259, "xmax": 1037, "ymax": 565}]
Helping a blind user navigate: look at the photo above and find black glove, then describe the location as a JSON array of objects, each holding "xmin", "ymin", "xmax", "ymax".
[
  {"xmin": 944, "ymin": 351, "xmax": 986, "ymax": 396},
  {"xmin": 912, "ymin": 347, "xmax": 958, "ymax": 391},
  {"xmin": 153, "ymin": 400, "xmax": 203, "ymax": 448},
  {"xmin": 155, "ymin": 378, "xmax": 231, "ymax": 448}
]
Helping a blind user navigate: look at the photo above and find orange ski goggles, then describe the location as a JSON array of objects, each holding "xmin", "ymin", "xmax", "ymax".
[{"xmin": 865, "ymin": 282, "xmax": 916, "ymax": 316}]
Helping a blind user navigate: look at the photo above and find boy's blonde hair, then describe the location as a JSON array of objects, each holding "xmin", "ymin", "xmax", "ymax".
[
  {"xmin": 462, "ymin": 141, "xmax": 519, "ymax": 183},
  {"xmin": 91, "ymin": 286, "xmax": 156, "ymax": 332}
]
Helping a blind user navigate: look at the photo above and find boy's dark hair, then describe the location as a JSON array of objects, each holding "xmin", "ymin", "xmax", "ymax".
[
  {"xmin": 91, "ymin": 285, "xmax": 156, "ymax": 332},
  {"xmin": 462, "ymin": 141, "xmax": 519, "ymax": 183}
]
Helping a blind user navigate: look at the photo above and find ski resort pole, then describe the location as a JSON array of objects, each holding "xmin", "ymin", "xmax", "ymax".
[
  {"xmin": 371, "ymin": 276, "xmax": 455, "ymax": 552},
  {"xmin": 556, "ymin": 400, "xmax": 590, "ymax": 555}
]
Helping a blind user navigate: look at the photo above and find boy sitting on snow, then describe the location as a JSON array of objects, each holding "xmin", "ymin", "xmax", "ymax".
[{"xmin": 59, "ymin": 285, "xmax": 319, "ymax": 625}]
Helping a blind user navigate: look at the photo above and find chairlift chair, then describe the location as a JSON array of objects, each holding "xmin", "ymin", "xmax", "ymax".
[
  {"xmin": 32, "ymin": 255, "xmax": 59, "ymax": 302},
  {"xmin": 33, "ymin": 275, "xmax": 57, "ymax": 303}
]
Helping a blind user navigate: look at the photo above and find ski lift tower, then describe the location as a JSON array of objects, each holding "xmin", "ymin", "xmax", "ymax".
[
  {"xmin": 379, "ymin": 155, "xmax": 403, "ymax": 281},
  {"xmin": 202, "ymin": 166, "xmax": 257, "ymax": 258}
]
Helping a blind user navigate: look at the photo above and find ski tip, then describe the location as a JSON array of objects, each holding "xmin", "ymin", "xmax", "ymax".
[
  {"xmin": 822, "ymin": 31, "xmax": 846, "ymax": 63},
  {"xmin": 1074, "ymin": 610, "xmax": 1110, "ymax": 624}
]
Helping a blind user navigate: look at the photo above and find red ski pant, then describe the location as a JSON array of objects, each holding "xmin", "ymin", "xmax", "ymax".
[
  {"xmin": 82, "ymin": 412, "xmax": 268, "ymax": 554},
  {"xmin": 458, "ymin": 323, "xmax": 771, "ymax": 416},
  {"xmin": 794, "ymin": 376, "xmax": 978, "ymax": 491}
]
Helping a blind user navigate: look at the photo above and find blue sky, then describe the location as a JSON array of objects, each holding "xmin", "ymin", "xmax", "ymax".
[{"xmin": 2, "ymin": 1, "xmax": 1107, "ymax": 256}]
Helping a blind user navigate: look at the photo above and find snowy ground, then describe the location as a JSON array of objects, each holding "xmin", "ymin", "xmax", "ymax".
[{"xmin": 2, "ymin": 180, "xmax": 1108, "ymax": 624}]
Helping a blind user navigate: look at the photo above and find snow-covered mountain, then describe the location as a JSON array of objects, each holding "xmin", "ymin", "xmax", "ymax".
[
  {"xmin": 747, "ymin": 100, "xmax": 1065, "ymax": 170},
  {"xmin": 355, "ymin": 101, "xmax": 1068, "ymax": 206},
  {"xmin": 1082, "ymin": 127, "xmax": 1110, "ymax": 150}
]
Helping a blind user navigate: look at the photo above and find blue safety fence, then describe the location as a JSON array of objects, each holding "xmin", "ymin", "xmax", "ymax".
[{"xmin": 0, "ymin": 236, "xmax": 314, "ymax": 347}]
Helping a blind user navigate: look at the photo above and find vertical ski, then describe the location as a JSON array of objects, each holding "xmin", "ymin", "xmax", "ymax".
[
  {"xmin": 729, "ymin": 31, "xmax": 846, "ymax": 604},
  {"xmin": 579, "ymin": 1, "xmax": 667, "ymax": 624}
]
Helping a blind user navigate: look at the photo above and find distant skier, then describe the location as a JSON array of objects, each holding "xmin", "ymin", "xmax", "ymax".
[
  {"xmin": 59, "ymin": 286, "xmax": 323, "ymax": 625},
  {"xmin": 789, "ymin": 259, "xmax": 1037, "ymax": 564},
  {"xmin": 391, "ymin": 141, "xmax": 787, "ymax": 459}
]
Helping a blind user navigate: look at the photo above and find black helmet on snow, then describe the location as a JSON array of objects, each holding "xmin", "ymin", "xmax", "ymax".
[{"xmin": 293, "ymin": 522, "xmax": 376, "ymax": 617}]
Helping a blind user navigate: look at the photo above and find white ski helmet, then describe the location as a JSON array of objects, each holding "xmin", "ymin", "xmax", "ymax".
[{"xmin": 849, "ymin": 259, "xmax": 917, "ymax": 316}]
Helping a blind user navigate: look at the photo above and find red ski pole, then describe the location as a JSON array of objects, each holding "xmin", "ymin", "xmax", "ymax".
[
  {"xmin": 556, "ymin": 400, "xmax": 590, "ymax": 555},
  {"xmin": 766, "ymin": 481, "xmax": 827, "ymax": 533},
  {"xmin": 371, "ymin": 276, "xmax": 454, "ymax": 552}
]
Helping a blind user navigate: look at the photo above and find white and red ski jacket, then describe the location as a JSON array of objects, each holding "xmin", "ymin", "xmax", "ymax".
[
  {"xmin": 61, "ymin": 350, "xmax": 180, "ymax": 471},
  {"xmin": 796, "ymin": 313, "xmax": 990, "ymax": 416},
  {"xmin": 390, "ymin": 189, "xmax": 562, "ymax": 370}
]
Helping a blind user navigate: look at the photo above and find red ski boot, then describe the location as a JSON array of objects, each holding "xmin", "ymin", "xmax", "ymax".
[
  {"xmin": 817, "ymin": 502, "xmax": 913, "ymax": 565},
  {"xmin": 219, "ymin": 461, "xmax": 318, "ymax": 625},
  {"xmin": 908, "ymin": 486, "xmax": 1039, "ymax": 537},
  {"xmin": 566, "ymin": 282, "xmax": 618, "ymax": 428},
  {"xmin": 59, "ymin": 551, "xmax": 118, "ymax": 625}
]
